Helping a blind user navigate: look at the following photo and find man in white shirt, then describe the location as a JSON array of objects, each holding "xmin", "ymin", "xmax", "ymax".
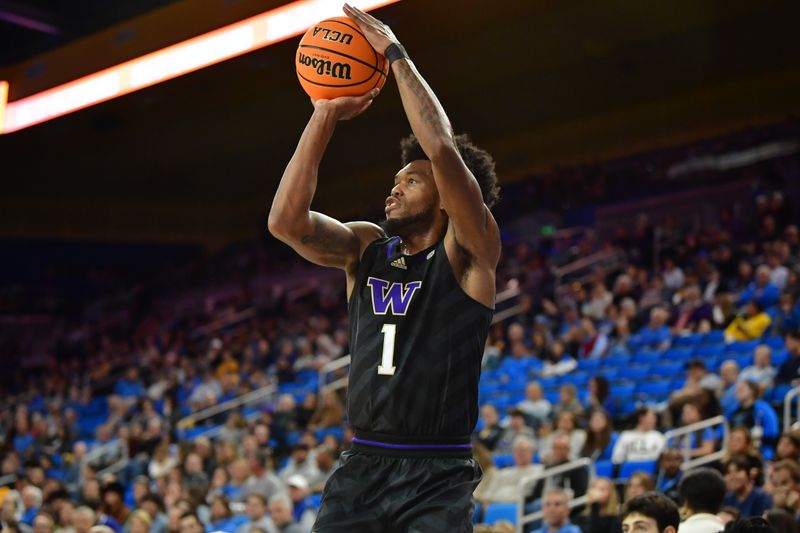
[
  {"xmin": 483, "ymin": 435, "xmax": 544, "ymax": 503},
  {"xmin": 738, "ymin": 345, "xmax": 777, "ymax": 393},
  {"xmin": 677, "ymin": 468, "xmax": 726, "ymax": 533}
]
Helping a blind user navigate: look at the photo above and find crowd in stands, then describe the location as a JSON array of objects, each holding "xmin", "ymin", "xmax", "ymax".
[{"xmin": 2, "ymin": 125, "xmax": 800, "ymax": 533}]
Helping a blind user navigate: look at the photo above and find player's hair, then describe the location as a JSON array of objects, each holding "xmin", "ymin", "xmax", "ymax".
[
  {"xmin": 400, "ymin": 133, "xmax": 500, "ymax": 209},
  {"xmin": 620, "ymin": 492, "xmax": 680, "ymax": 532},
  {"xmin": 678, "ymin": 468, "xmax": 726, "ymax": 514}
]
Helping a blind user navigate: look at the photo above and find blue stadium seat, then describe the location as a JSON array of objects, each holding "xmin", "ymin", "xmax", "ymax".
[
  {"xmin": 693, "ymin": 343, "xmax": 726, "ymax": 359},
  {"xmin": 765, "ymin": 336, "xmax": 786, "ymax": 349},
  {"xmin": 600, "ymin": 368, "xmax": 619, "ymax": 381},
  {"xmin": 772, "ymin": 349, "xmax": 789, "ymax": 367},
  {"xmin": 316, "ymin": 427, "xmax": 344, "ymax": 443},
  {"xmin": 602, "ymin": 355, "xmax": 631, "ymax": 368},
  {"xmin": 594, "ymin": 460, "xmax": 613, "ymax": 478},
  {"xmin": 632, "ymin": 351, "xmax": 661, "ymax": 366},
  {"xmin": 616, "ymin": 365, "xmax": 650, "ymax": 382},
  {"xmin": 768, "ymin": 384, "xmax": 793, "ymax": 406},
  {"xmin": 725, "ymin": 340, "xmax": 760, "ymax": 353},
  {"xmin": 701, "ymin": 331, "xmax": 725, "ymax": 344},
  {"xmin": 577, "ymin": 358, "xmax": 602, "ymax": 372},
  {"xmin": 732, "ymin": 353, "xmax": 754, "ymax": 368},
  {"xmin": 484, "ymin": 502, "xmax": 517, "ymax": 525},
  {"xmin": 673, "ymin": 334, "xmax": 702, "ymax": 347},
  {"xmin": 493, "ymin": 454, "xmax": 515, "ymax": 468},
  {"xmin": 664, "ymin": 348, "xmax": 694, "ymax": 362},
  {"xmin": 619, "ymin": 460, "xmax": 657, "ymax": 480},
  {"xmin": 651, "ymin": 361, "xmax": 684, "ymax": 377},
  {"xmin": 636, "ymin": 380, "xmax": 671, "ymax": 400},
  {"xmin": 307, "ymin": 494, "xmax": 323, "ymax": 509},
  {"xmin": 560, "ymin": 372, "xmax": 589, "ymax": 387}
]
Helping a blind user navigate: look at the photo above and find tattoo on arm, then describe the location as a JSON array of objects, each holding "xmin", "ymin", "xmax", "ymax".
[
  {"xmin": 300, "ymin": 218, "xmax": 352, "ymax": 254},
  {"xmin": 394, "ymin": 62, "xmax": 451, "ymax": 137}
]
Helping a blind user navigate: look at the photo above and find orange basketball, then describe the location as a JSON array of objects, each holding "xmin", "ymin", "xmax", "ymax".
[{"xmin": 296, "ymin": 16, "xmax": 389, "ymax": 100}]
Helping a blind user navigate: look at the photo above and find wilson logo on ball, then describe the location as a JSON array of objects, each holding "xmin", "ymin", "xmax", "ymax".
[
  {"xmin": 298, "ymin": 52, "xmax": 352, "ymax": 80},
  {"xmin": 296, "ymin": 16, "xmax": 389, "ymax": 100}
]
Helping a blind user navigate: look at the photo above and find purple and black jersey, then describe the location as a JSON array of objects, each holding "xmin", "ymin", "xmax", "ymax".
[{"xmin": 346, "ymin": 236, "xmax": 493, "ymax": 453}]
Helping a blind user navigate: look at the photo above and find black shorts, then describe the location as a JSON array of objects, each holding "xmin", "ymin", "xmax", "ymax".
[{"xmin": 312, "ymin": 449, "xmax": 482, "ymax": 532}]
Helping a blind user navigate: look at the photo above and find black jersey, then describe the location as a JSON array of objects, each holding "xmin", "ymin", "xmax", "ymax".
[{"xmin": 346, "ymin": 236, "xmax": 494, "ymax": 449}]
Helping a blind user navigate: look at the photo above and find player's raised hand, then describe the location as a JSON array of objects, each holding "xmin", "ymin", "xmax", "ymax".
[
  {"xmin": 343, "ymin": 3, "xmax": 398, "ymax": 56},
  {"xmin": 313, "ymin": 88, "xmax": 379, "ymax": 121}
]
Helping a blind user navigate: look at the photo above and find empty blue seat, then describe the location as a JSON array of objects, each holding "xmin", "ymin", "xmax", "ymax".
[
  {"xmin": 773, "ymin": 349, "xmax": 789, "ymax": 367},
  {"xmin": 632, "ymin": 351, "xmax": 661, "ymax": 365},
  {"xmin": 306, "ymin": 493, "xmax": 323, "ymax": 508},
  {"xmin": 765, "ymin": 336, "xmax": 786, "ymax": 349},
  {"xmin": 701, "ymin": 331, "xmax": 725, "ymax": 344},
  {"xmin": 768, "ymin": 384, "xmax": 793, "ymax": 405},
  {"xmin": 560, "ymin": 372, "xmax": 589, "ymax": 387},
  {"xmin": 316, "ymin": 427, "xmax": 344, "ymax": 443},
  {"xmin": 602, "ymin": 355, "xmax": 632, "ymax": 368},
  {"xmin": 616, "ymin": 365, "xmax": 651, "ymax": 381},
  {"xmin": 577, "ymin": 358, "xmax": 602, "ymax": 372},
  {"xmin": 636, "ymin": 380, "xmax": 672, "ymax": 399},
  {"xmin": 673, "ymin": 334, "xmax": 702, "ymax": 347},
  {"xmin": 725, "ymin": 340, "xmax": 760, "ymax": 353},
  {"xmin": 652, "ymin": 361, "xmax": 684, "ymax": 377},
  {"xmin": 693, "ymin": 343, "xmax": 726, "ymax": 359},
  {"xmin": 664, "ymin": 348, "xmax": 694, "ymax": 361},
  {"xmin": 484, "ymin": 502, "xmax": 518, "ymax": 525},
  {"xmin": 619, "ymin": 460, "xmax": 657, "ymax": 480}
]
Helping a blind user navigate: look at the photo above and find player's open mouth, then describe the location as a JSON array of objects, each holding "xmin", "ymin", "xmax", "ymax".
[{"xmin": 385, "ymin": 197, "xmax": 399, "ymax": 212}]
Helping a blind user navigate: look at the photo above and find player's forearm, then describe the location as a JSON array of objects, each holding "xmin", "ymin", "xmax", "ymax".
[
  {"xmin": 392, "ymin": 58, "xmax": 455, "ymax": 159},
  {"xmin": 268, "ymin": 108, "xmax": 338, "ymax": 236}
]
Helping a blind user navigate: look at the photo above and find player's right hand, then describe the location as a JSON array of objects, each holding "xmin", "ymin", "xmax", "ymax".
[{"xmin": 313, "ymin": 88, "xmax": 379, "ymax": 121}]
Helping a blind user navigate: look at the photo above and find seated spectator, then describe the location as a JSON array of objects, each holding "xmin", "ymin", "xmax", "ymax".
[
  {"xmin": 668, "ymin": 360, "xmax": 722, "ymax": 422},
  {"xmin": 307, "ymin": 446, "xmax": 337, "ymax": 494},
  {"xmin": 583, "ymin": 282, "xmax": 613, "ymax": 322},
  {"xmin": 472, "ymin": 442, "xmax": 499, "ymax": 514},
  {"xmin": 726, "ymin": 381, "xmax": 779, "ymax": 449},
  {"xmin": 739, "ymin": 345, "xmax": 777, "ymax": 393},
  {"xmin": 720, "ymin": 427, "xmax": 764, "ymax": 483},
  {"xmin": 668, "ymin": 401, "xmax": 715, "ymax": 458},
  {"xmin": 552, "ymin": 384, "xmax": 585, "ymax": 422},
  {"xmin": 620, "ymin": 491, "xmax": 680, "ymax": 533},
  {"xmin": 585, "ymin": 377, "xmax": 612, "ymax": 414},
  {"xmin": 540, "ymin": 412, "xmax": 585, "ymax": 463},
  {"xmin": 719, "ymin": 360, "xmax": 741, "ymax": 413},
  {"xmin": 33, "ymin": 513, "xmax": 55, "ymax": 533},
  {"xmin": 72, "ymin": 507, "xmax": 96, "ymax": 533},
  {"xmin": 738, "ymin": 265, "xmax": 780, "ymax": 310},
  {"xmin": 278, "ymin": 444, "xmax": 319, "ymax": 487},
  {"xmin": 284, "ymin": 476, "xmax": 315, "ymax": 532},
  {"xmin": 483, "ymin": 436, "xmax": 544, "ymax": 503},
  {"xmin": 541, "ymin": 341, "xmax": 577, "ymax": 377},
  {"xmin": 476, "ymin": 404, "xmax": 503, "ymax": 451},
  {"xmin": 724, "ymin": 301, "xmax": 771, "ymax": 343},
  {"xmin": 127, "ymin": 510, "xmax": 152, "ymax": 533},
  {"xmin": 20, "ymin": 486, "xmax": 41, "ymax": 526},
  {"xmin": 307, "ymin": 391, "xmax": 344, "ymax": 430},
  {"xmin": 771, "ymin": 293, "xmax": 800, "ymax": 336},
  {"xmin": 765, "ymin": 460, "xmax": 800, "ymax": 519},
  {"xmin": 178, "ymin": 511, "xmax": 205, "ymax": 533},
  {"xmin": 235, "ymin": 494, "xmax": 276, "ymax": 533},
  {"xmin": 577, "ymin": 319, "xmax": 608, "ymax": 359},
  {"xmin": 530, "ymin": 489, "xmax": 581, "ymax": 533},
  {"xmin": 113, "ymin": 368, "xmax": 145, "ymax": 401},
  {"xmin": 655, "ymin": 449, "xmax": 683, "ymax": 503},
  {"xmin": 533, "ymin": 433, "xmax": 588, "ymax": 500},
  {"xmin": 574, "ymin": 477, "xmax": 621, "ymax": 533},
  {"xmin": 776, "ymin": 329, "xmax": 800, "ymax": 385},
  {"xmin": 764, "ymin": 509, "xmax": 797, "ymax": 533},
  {"xmin": 717, "ymin": 506, "xmax": 740, "ymax": 526},
  {"xmin": 722, "ymin": 456, "xmax": 773, "ymax": 518},
  {"xmin": 677, "ymin": 468, "xmax": 726, "ymax": 533},
  {"xmin": 496, "ymin": 408, "xmax": 536, "ymax": 455},
  {"xmin": 99, "ymin": 483, "xmax": 128, "ymax": 529},
  {"xmin": 624, "ymin": 472, "xmax": 656, "ymax": 504},
  {"xmin": 517, "ymin": 382, "xmax": 552, "ymax": 429},
  {"xmin": 673, "ymin": 285, "xmax": 713, "ymax": 334},
  {"xmin": 637, "ymin": 307, "xmax": 672, "ymax": 351},
  {"xmin": 267, "ymin": 494, "xmax": 304, "ymax": 533},
  {"xmin": 775, "ymin": 430, "xmax": 800, "ymax": 462},
  {"xmin": 612, "ymin": 408, "xmax": 666, "ymax": 464},
  {"xmin": 581, "ymin": 409, "xmax": 617, "ymax": 461}
]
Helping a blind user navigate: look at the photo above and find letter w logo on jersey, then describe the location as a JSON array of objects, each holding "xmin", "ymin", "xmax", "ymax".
[{"xmin": 366, "ymin": 277, "xmax": 422, "ymax": 316}]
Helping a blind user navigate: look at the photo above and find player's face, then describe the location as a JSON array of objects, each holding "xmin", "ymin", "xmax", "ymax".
[{"xmin": 382, "ymin": 160, "xmax": 439, "ymax": 236}]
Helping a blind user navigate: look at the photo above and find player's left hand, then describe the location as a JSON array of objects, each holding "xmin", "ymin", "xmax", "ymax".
[{"xmin": 343, "ymin": 3, "xmax": 399, "ymax": 57}]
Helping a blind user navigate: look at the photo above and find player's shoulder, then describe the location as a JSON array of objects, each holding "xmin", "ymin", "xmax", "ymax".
[{"xmin": 344, "ymin": 221, "xmax": 385, "ymax": 242}]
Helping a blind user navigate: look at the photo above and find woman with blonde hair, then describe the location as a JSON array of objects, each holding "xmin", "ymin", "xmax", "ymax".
[{"xmin": 576, "ymin": 477, "xmax": 622, "ymax": 533}]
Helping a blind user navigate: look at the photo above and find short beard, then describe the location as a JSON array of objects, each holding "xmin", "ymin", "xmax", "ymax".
[{"xmin": 379, "ymin": 206, "xmax": 436, "ymax": 238}]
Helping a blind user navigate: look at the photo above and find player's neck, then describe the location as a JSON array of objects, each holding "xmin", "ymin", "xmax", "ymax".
[{"xmin": 398, "ymin": 222, "xmax": 445, "ymax": 255}]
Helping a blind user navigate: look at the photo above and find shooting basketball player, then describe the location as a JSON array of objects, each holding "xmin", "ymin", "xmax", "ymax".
[{"xmin": 268, "ymin": 4, "xmax": 501, "ymax": 531}]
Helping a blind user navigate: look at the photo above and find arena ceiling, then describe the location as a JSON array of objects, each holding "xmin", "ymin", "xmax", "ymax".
[{"xmin": 1, "ymin": 0, "xmax": 799, "ymax": 247}]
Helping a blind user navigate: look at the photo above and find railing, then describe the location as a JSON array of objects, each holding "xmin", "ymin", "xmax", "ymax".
[
  {"xmin": 783, "ymin": 385, "xmax": 800, "ymax": 431},
  {"xmin": 663, "ymin": 415, "xmax": 729, "ymax": 471},
  {"xmin": 516, "ymin": 458, "xmax": 592, "ymax": 533},
  {"xmin": 176, "ymin": 383, "xmax": 276, "ymax": 436},
  {"xmin": 80, "ymin": 439, "xmax": 129, "ymax": 483}
]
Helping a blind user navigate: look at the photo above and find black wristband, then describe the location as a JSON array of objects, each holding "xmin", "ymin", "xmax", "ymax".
[{"xmin": 384, "ymin": 43, "xmax": 408, "ymax": 65}]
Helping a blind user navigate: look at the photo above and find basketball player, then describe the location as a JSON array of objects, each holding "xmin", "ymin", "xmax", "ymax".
[{"xmin": 268, "ymin": 4, "xmax": 501, "ymax": 531}]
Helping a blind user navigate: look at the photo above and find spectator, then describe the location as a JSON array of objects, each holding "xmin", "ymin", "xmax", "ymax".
[
  {"xmin": 720, "ymin": 427, "xmax": 764, "ymax": 482},
  {"xmin": 177, "ymin": 512, "xmax": 204, "ymax": 533},
  {"xmin": 722, "ymin": 456, "xmax": 773, "ymax": 518},
  {"xmin": 575, "ymin": 477, "xmax": 621, "ymax": 533},
  {"xmin": 719, "ymin": 360, "xmax": 741, "ymax": 413},
  {"xmin": 308, "ymin": 446, "xmax": 337, "ymax": 494},
  {"xmin": 669, "ymin": 402, "xmax": 715, "ymax": 458},
  {"xmin": 20, "ymin": 487, "xmax": 42, "ymax": 526},
  {"xmin": 619, "ymin": 492, "xmax": 680, "ymax": 533},
  {"xmin": 738, "ymin": 265, "xmax": 780, "ymax": 310},
  {"xmin": 655, "ymin": 449, "xmax": 682, "ymax": 503},
  {"xmin": 496, "ymin": 409, "xmax": 536, "ymax": 455},
  {"xmin": 776, "ymin": 329, "xmax": 800, "ymax": 385},
  {"xmin": 539, "ymin": 412, "xmax": 585, "ymax": 463},
  {"xmin": 530, "ymin": 489, "xmax": 581, "ymax": 533},
  {"xmin": 764, "ymin": 509, "xmax": 797, "ymax": 533},
  {"xmin": 662, "ymin": 258, "xmax": 685, "ymax": 292},
  {"xmin": 624, "ymin": 473, "xmax": 656, "ymax": 504},
  {"xmin": 739, "ymin": 345, "xmax": 777, "ymax": 393},
  {"xmin": 612, "ymin": 408, "xmax": 666, "ymax": 464},
  {"xmin": 637, "ymin": 307, "xmax": 672, "ymax": 351},
  {"xmin": 138, "ymin": 495, "xmax": 167, "ymax": 533},
  {"xmin": 726, "ymin": 381, "xmax": 779, "ymax": 449},
  {"xmin": 278, "ymin": 444, "xmax": 319, "ymax": 487},
  {"xmin": 771, "ymin": 294, "xmax": 800, "ymax": 336},
  {"xmin": 677, "ymin": 468, "xmax": 726, "ymax": 533},
  {"xmin": 764, "ymin": 460, "xmax": 800, "ymax": 519},
  {"xmin": 284, "ymin": 476, "xmax": 315, "ymax": 532},
  {"xmin": 484, "ymin": 436, "xmax": 543, "ymax": 503},
  {"xmin": 552, "ymin": 385, "xmax": 585, "ymax": 422},
  {"xmin": 673, "ymin": 285, "xmax": 713, "ymax": 334},
  {"xmin": 577, "ymin": 319, "xmax": 608, "ymax": 359},
  {"xmin": 267, "ymin": 494, "xmax": 304, "ymax": 533},
  {"xmin": 472, "ymin": 442, "xmax": 499, "ymax": 514},
  {"xmin": 235, "ymin": 494, "xmax": 276, "ymax": 533},
  {"xmin": 534, "ymin": 433, "xmax": 588, "ymax": 500},
  {"xmin": 724, "ymin": 301, "xmax": 771, "ymax": 343},
  {"xmin": 581, "ymin": 409, "xmax": 617, "ymax": 461},
  {"xmin": 585, "ymin": 377, "xmax": 612, "ymax": 414},
  {"xmin": 33, "ymin": 513, "xmax": 55, "ymax": 533},
  {"xmin": 127, "ymin": 510, "xmax": 152, "ymax": 533},
  {"xmin": 307, "ymin": 391, "xmax": 344, "ymax": 431},
  {"xmin": 476, "ymin": 404, "xmax": 503, "ymax": 451},
  {"xmin": 542, "ymin": 342, "xmax": 577, "ymax": 377},
  {"xmin": 99, "ymin": 483, "xmax": 128, "ymax": 529},
  {"xmin": 517, "ymin": 382, "xmax": 552, "ymax": 429},
  {"xmin": 775, "ymin": 431, "xmax": 800, "ymax": 462}
]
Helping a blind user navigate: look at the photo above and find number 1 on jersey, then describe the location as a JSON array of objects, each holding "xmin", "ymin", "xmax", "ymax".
[{"xmin": 377, "ymin": 324, "xmax": 397, "ymax": 375}]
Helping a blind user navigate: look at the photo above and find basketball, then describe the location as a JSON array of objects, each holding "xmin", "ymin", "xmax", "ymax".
[{"xmin": 296, "ymin": 16, "xmax": 389, "ymax": 100}]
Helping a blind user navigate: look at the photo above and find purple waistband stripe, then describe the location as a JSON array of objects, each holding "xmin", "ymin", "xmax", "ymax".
[{"xmin": 353, "ymin": 437, "xmax": 472, "ymax": 450}]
